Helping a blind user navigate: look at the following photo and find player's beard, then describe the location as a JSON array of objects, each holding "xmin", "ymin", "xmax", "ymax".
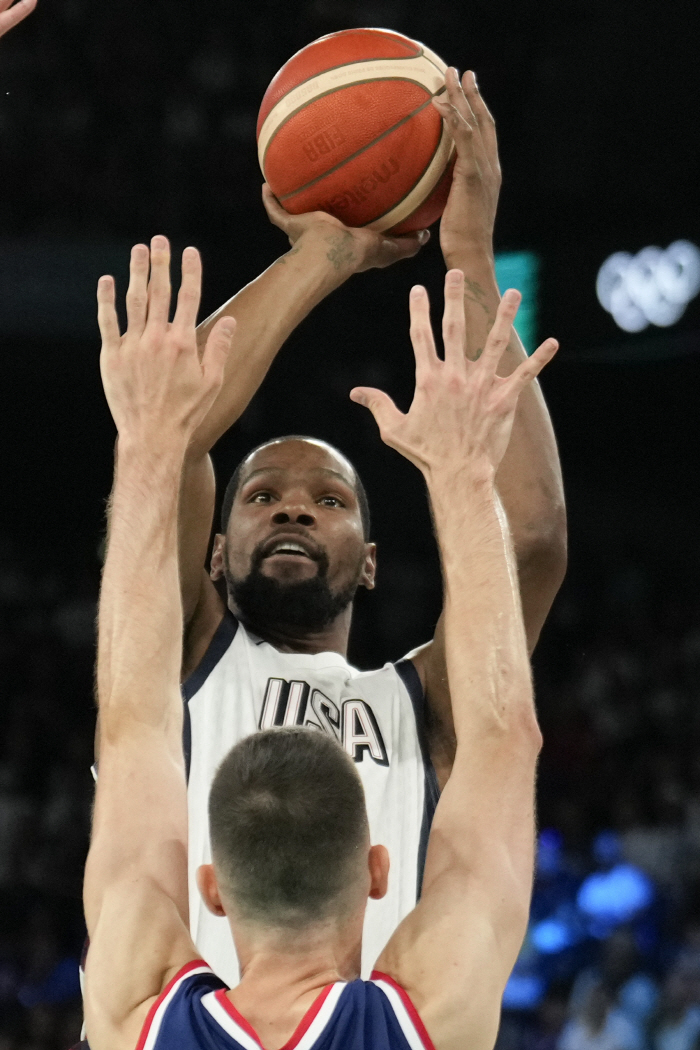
[{"xmin": 224, "ymin": 543, "xmax": 361, "ymax": 635}]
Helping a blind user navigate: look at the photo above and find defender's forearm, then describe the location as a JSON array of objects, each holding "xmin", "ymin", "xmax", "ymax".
[
  {"xmin": 427, "ymin": 463, "xmax": 535, "ymax": 742},
  {"xmin": 191, "ymin": 229, "xmax": 358, "ymax": 456},
  {"xmin": 98, "ymin": 440, "xmax": 186, "ymax": 734}
]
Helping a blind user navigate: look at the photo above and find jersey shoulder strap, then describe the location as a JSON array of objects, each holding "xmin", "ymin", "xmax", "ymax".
[
  {"xmin": 135, "ymin": 960, "xmax": 225, "ymax": 1050},
  {"xmin": 182, "ymin": 611, "xmax": 239, "ymax": 702},
  {"xmin": 136, "ymin": 964, "xmax": 436, "ymax": 1050},
  {"xmin": 369, "ymin": 972, "xmax": 437, "ymax": 1050}
]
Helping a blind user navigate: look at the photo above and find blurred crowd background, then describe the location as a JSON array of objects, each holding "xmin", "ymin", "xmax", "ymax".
[{"xmin": 1, "ymin": 0, "xmax": 699, "ymax": 1047}]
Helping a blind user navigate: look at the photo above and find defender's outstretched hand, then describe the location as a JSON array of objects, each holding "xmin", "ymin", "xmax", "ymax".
[
  {"xmin": 0, "ymin": 0, "xmax": 35, "ymax": 39},
  {"xmin": 262, "ymin": 182, "xmax": 429, "ymax": 273},
  {"xmin": 97, "ymin": 237, "xmax": 235, "ymax": 444},
  {"xmin": 350, "ymin": 270, "xmax": 558, "ymax": 477}
]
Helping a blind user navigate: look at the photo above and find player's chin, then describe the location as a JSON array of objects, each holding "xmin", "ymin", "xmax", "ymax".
[{"xmin": 259, "ymin": 554, "xmax": 320, "ymax": 581}]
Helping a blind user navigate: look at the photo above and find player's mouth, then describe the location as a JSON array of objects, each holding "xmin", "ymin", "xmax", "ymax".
[{"xmin": 260, "ymin": 536, "xmax": 319, "ymax": 562}]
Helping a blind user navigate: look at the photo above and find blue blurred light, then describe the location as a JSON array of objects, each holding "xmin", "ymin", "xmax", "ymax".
[
  {"xmin": 577, "ymin": 863, "xmax": 654, "ymax": 928},
  {"xmin": 502, "ymin": 973, "xmax": 546, "ymax": 1011},
  {"xmin": 531, "ymin": 918, "xmax": 575, "ymax": 954},
  {"xmin": 495, "ymin": 251, "xmax": 540, "ymax": 355},
  {"xmin": 593, "ymin": 830, "xmax": 622, "ymax": 866},
  {"xmin": 537, "ymin": 827, "xmax": 564, "ymax": 876}
]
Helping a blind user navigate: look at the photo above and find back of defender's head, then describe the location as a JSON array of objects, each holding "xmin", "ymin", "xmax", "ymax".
[{"xmin": 208, "ymin": 727, "xmax": 369, "ymax": 928}]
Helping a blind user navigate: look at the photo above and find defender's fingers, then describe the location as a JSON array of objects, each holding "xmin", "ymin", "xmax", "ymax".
[
  {"xmin": 0, "ymin": 0, "xmax": 36, "ymax": 34},
  {"xmin": 96, "ymin": 275, "xmax": 120, "ymax": 351},
  {"xmin": 479, "ymin": 289, "xmax": 521, "ymax": 374},
  {"xmin": 463, "ymin": 71, "xmax": 500, "ymax": 166},
  {"xmin": 350, "ymin": 386, "xmax": 404, "ymax": 437},
  {"xmin": 202, "ymin": 317, "xmax": 236, "ymax": 392},
  {"xmin": 442, "ymin": 270, "xmax": 466, "ymax": 368},
  {"xmin": 173, "ymin": 246, "xmax": 202, "ymax": 333},
  {"xmin": 124, "ymin": 243, "xmax": 149, "ymax": 334},
  {"xmin": 408, "ymin": 285, "xmax": 438, "ymax": 377},
  {"xmin": 145, "ymin": 234, "xmax": 172, "ymax": 331},
  {"xmin": 506, "ymin": 338, "xmax": 559, "ymax": 394}
]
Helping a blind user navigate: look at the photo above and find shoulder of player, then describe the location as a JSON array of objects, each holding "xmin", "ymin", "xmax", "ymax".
[
  {"xmin": 86, "ymin": 965, "xmax": 209, "ymax": 1050},
  {"xmin": 372, "ymin": 895, "xmax": 504, "ymax": 1050},
  {"xmin": 84, "ymin": 879, "xmax": 204, "ymax": 1050},
  {"xmin": 182, "ymin": 574, "xmax": 228, "ymax": 681},
  {"xmin": 406, "ymin": 632, "xmax": 457, "ymax": 766}
]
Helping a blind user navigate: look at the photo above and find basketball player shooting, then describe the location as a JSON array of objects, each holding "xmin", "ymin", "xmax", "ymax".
[
  {"xmin": 88, "ymin": 70, "xmax": 566, "ymax": 996},
  {"xmin": 148, "ymin": 69, "xmax": 566, "ymax": 982},
  {"xmin": 0, "ymin": 0, "xmax": 36, "ymax": 39},
  {"xmin": 87, "ymin": 242, "xmax": 557, "ymax": 1050}
]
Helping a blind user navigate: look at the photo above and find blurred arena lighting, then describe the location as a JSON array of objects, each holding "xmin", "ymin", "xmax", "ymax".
[
  {"xmin": 0, "ymin": 240, "xmax": 540, "ymax": 346},
  {"xmin": 596, "ymin": 240, "xmax": 700, "ymax": 333},
  {"xmin": 536, "ymin": 827, "xmax": 564, "ymax": 875},
  {"xmin": 495, "ymin": 250, "xmax": 539, "ymax": 354},
  {"xmin": 531, "ymin": 916, "xmax": 577, "ymax": 954},
  {"xmin": 502, "ymin": 972, "xmax": 546, "ymax": 1011},
  {"xmin": 577, "ymin": 861, "xmax": 654, "ymax": 933}
]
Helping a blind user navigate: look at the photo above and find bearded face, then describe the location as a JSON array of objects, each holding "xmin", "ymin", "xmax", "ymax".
[{"xmin": 215, "ymin": 439, "xmax": 376, "ymax": 639}]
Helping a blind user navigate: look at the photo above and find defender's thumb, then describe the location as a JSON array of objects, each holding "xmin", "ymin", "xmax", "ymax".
[{"xmin": 350, "ymin": 387, "xmax": 401, "ymax": 434}]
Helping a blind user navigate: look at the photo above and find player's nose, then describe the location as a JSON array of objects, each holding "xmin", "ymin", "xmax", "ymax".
[{"xmin": 271, "ymin": 497, "xmax": 316, "ymax": 529}]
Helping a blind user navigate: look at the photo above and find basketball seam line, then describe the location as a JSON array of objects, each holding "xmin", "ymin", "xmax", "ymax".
[
  {"xmin": 417, "ymin": 47, "xmax": 449, "ymax": 79},
  {"xmin": 364, "ymin": 123, "xmax": 454, "ymax": 230},
  {"xmin": 273, "ymin": 93, "xmax": 440, "ymax": 203},
  {"xmin": 259, "ymin": 45, "xmax": 430, "ymax": 126},
  {"xmin": 262, "ymin": 79, "xmax": 445, "ymax": 173}
]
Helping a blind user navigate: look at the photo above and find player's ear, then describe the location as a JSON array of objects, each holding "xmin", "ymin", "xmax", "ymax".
[
  {"xmin": 360, "ymin": 542, "xmax": 377, "ymax": 591},
  {"xmin": 210, "ymin": 534, "xmax": 226, "ymax": 581},
  {"xmin": 368, "ymin": 844, "xmax": 389, "ymax": 900},
  {"xmin": 196, "ymin": 864, "xmax": 227, "ymax": 917}
]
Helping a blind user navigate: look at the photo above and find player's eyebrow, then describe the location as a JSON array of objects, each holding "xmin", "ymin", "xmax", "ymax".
[{"xmin": 242, "ymin": 466, "xmax": 355, "ymax": 488}]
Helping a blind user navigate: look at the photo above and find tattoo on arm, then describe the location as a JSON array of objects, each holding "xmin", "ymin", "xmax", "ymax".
[
  {"xmin": 462, "ymin": 277, "xmax": 491, "ymax": 319},
  {"xmin": 325, "ymin": 231, "xmax": 355, "ymax": 271},
  {"xmin": 278, "ymin": 246, "xmax": 302, "ymax": 265},
  {"xmin": 461, "ymin": 278, "xmax": 497, "ymax": 361}
]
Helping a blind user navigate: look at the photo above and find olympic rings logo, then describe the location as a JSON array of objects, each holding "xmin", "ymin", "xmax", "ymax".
[{"xmin": 596, "ymin": 241, "xmax": 700, "ymax": 333}]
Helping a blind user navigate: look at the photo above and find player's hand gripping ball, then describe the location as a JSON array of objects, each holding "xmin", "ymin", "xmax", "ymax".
[{"xmin": 257, "ymin": 28, "xmax": 455, "ymax": 235}]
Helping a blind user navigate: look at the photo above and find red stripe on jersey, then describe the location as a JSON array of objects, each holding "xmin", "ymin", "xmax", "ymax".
[
  {"xmin": 214, "ymin": 982, "xmax": 334, "ymax": 1050},
  {"xmin": 370, "ymin": 971, "xmax": 438, "ymax": 1050},
  {"xmin": 135, "ymin": 959, "xmax": 210, "ymax": 1050},
  {"xmin": 214, "ymin": 990, "xmax": 262, "ymax": 1046},
  {"xmin": 284, "ymin": 983, "xmax": 334, "ymax": 1049}
]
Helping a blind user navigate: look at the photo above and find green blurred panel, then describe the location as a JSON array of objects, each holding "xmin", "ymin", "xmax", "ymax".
[{"xmin": 495, "ymin": 251, "xmax": 540, "ymax": 354}]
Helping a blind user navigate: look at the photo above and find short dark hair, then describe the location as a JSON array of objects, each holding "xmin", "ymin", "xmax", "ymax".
[
  {"xmin": 208, "ymin": 727, "xmax": 368, "ymax": 928},
  {"xmin": 220, "ymin": 436, "xmax": 371, "ymax": 540}
]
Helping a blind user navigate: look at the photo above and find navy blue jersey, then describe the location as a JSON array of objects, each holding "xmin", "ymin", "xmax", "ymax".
[{"xmin": 136, "ymin": 960, "xmax": 436, "ymax": 1050}]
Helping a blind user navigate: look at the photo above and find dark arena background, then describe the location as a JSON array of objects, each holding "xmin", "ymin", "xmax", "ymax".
[{"xmin": 1, "ymin": 1, "xmax": 700, "ymax": 1047}]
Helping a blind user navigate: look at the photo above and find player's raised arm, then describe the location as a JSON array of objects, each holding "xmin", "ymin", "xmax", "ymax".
[
  {"xmin": 408, "ymin": 68, "xmax": 566, "ymax": 783},
  {"xmin": 436, "ymin": 69, "xmax": 565, "ymax": 634},
  {"xmin": 0, "ymin": 0, "xmax": 36, "ymax": 39},
  {"xmin": 352, "ymin": 271, "xmax": 557, "ymax": 1050},
  {"xmin": 84, "ymin": 238, "xmax": 234, "ymax": 1050},
  {"xmin": 176, "ymin": 192, "xmax": 427, "ymax": 644}
]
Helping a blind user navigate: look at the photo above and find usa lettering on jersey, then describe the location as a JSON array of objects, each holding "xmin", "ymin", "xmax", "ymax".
[{"xmin": 258, "ymin": 677, "xmax": 389, "ymax": 766}]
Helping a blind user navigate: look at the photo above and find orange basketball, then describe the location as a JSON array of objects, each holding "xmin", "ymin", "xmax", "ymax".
[{"xmin": 257, "ymin": 28, "xmax": 455, "ymax": 235}]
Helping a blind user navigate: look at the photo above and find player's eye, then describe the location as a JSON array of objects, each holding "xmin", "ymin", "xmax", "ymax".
[
  {"xmin": 249, "ymin": 491, "xmax": 274, "ymax": 504},
  {"xmin": 318, "ymin": 495, "xmax": 344, "ymax": 508}
]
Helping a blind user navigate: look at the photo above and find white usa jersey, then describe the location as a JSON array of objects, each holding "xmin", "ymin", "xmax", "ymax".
[{"xmin": 183, "ymin": 613, "xmax": 439, "ymax": 987}]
